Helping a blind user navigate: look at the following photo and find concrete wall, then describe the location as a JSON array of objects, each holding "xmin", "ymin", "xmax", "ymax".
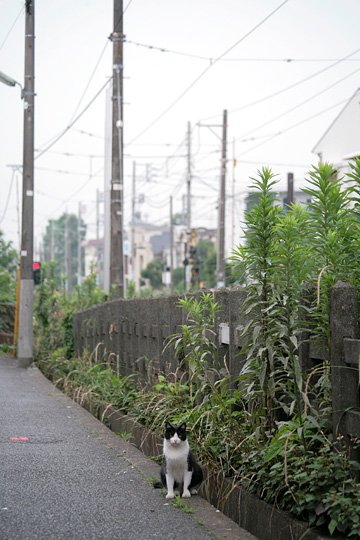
[
  {"xmin": 73, "ymin": 288, "xmax": 248, "ymax": 382},
  {"xmin": 73, "ymin": 282, "xmax": 360, "ymax": 441}
]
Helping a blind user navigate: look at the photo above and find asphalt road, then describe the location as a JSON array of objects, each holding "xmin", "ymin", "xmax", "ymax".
[{"xmin": 0, "ymin": 356, "xmax": 257, "ymax": 540}]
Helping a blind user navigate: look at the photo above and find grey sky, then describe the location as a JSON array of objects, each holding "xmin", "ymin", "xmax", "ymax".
[{"xmin": 0, "ymin": 0, "xmax": 359, "ymax": 254}]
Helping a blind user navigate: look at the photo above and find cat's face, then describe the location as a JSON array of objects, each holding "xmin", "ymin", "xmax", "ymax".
[{"xmin": 164, "ymin": 422, "xmax": 187, "ymax": 446}]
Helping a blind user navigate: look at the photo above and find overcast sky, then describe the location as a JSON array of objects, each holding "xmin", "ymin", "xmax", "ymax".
[{"xmin": 1, "ymin": 0, "xmax": 359, "ymax": 255}]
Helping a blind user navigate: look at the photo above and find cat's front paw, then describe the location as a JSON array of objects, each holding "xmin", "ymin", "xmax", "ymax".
[
  {"xmin": 182, "ymin": 490, "xmax": 191, "ymax": 498},
  {"xmin": 166, "ymin": 493, "xmax": 175, "ymax": 499}
]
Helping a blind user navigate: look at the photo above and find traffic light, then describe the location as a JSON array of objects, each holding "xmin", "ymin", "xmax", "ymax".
[{"xmin": 32, "ymin": 261, "xmax": 41, "ymax": 285}]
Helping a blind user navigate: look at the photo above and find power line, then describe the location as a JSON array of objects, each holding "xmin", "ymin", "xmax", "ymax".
[
  {"xmin": 0, "ymin": 168, "xmax": 16, "ymax": 225},
  {"xmin": 74, "ymin": 129, "xmax": 104, "ymax": 140},
  {"xmin": 34, "ymin": 165, "xmax": 103, "ymax": 177},
  {"xmin": 34, "ymin": 78, "xmax": 111, "ymax": 161},
  {"xmin": 123, "ymin": 0, "xmax": 135, "ymax": 14},
  {"xmin": 68, "ymin": 41, "xmax": 110, "ymax": 124},
  {"xmin": 128, "ymin": 0, "xmax": 289, "ymax": 144},
  {"xmin": 38, "ymin": 166, "xmax": 103, "ymax": 225},
  {"xmin": 39, "ymin": 150, "xmax": 104, "ymax": 158},
  {"xmin": 237, "ymin": 96, "xmax": 349, "ymax": 157},
  {"xmin": 126, "ymin": 38, "xmax": 360, "ymax": 65},
  {"xmin": 234, "ymin": 64, "xmax": 360, "ymax": 144},
  {"xmin": 203, "ymin": 45, "xmax": 360, "ymax": 122},
  {"xmin": 0, "ymin": 5, "xmax": 24, "ymax": 53},
  {"xmin": 37, "ymin": 0, "xmax": 133, "ymax": 155}
]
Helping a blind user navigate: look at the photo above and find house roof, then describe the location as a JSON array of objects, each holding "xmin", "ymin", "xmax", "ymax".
[{"xmin": 312, "ymin": 88, "xmax": 360, "ymax": 161}]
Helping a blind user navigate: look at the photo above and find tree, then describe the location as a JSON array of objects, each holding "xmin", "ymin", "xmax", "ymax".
[
  {"xmin": 0, "ymin": 230, "xmax": 18, "ymax": 302},
  {"xmin": 141, "ymin": 259, "xmax": 163, "ymax": 289},
  {"xmin": 197, "ymin": 239, "xmax": 216, "ymax": 288},
  {"xmin": 42, "ymin": 213, "xmax": 86, "ymax": 289},
  {"xmin": 172, "ymin": 267, "xmax": 185, "ymax": 292}
]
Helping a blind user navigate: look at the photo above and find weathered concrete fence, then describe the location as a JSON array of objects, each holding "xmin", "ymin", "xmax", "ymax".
[
  {"xmin": 73, "ymin": 288, "xmax": 248, "ymax": 381},
  {"xmin": 73, "ymin": 281, "xmax": 360, "ymax": 441}
]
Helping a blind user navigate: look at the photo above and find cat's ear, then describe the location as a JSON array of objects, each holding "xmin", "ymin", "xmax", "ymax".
[
  {"xmin": 165, "ymin": 421, "xmax": 173, "ymax": 429},
  {"xmin": 178, "ymin": 422, "xmax": 186, "ymax": 431}
]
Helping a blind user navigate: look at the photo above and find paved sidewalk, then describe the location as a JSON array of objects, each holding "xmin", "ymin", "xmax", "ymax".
[{"xmin": 0, "ymin": 356, "xmax": 257, "ymax": 540}]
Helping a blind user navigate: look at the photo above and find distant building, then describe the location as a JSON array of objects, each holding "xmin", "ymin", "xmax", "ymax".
[
  {"xmin": 83, "ymin": 239, "xmax": 104, "ymax": 286},
  {"xmin": 83, "ymin": 236, "xmax": 129, "ymax": 290},
  {"xmin": 244, "ymin": 189, "xmax": 311, "ymax": 214},
  {"xmin": 312, "ymin": 88, "xmax": 360, "ymax": 175},
  {"xmin": 132, "ymin": 222, "xmax": 169, "ymax": 290}
]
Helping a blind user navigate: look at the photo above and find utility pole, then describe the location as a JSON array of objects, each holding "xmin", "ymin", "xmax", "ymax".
[
  {"xmin": 96, "ymin": 188, "xmax": 100, "ymax": 242},
  {"xmin": 131, "ymin": 160, "xmax": 136, "ymax": 284},
  {"xmin": 17, "ymin": 0, "xmax": 35, "ymax": 368},
  {"xmin": 50, "ymin": 220, "xmax": 54, "ymax": 260},
  {"xmin": 170, "ymin": 196, "xmax": 174, "ymax": 292},
  {"xmin": 96, "ymin": 187, "xmax": 100, "ymax": 280},
  {"xmin": 231, "ymin": 138, "xmax": 236, "ymax": 248},
  {"xmin": 77, "ymin": 203, "xmax": 82, "ymax": 285},
  {"xmin": 287, "ymin": 172, "xmax": 294, "ymax": 207},
  {"xmin": 110, "ymin": 0, "xmax": 124, "ymax": 297},
  {"xmin": 65, "ymin": 211, "xmax": 72, "ymax": 294},
  {"xmin": 186, "ymin": 121, "xmax": 191, "ymax": 231},
  {"xmin": 216, "ymin": 109, "xmax": 228, "ymax": 289}
]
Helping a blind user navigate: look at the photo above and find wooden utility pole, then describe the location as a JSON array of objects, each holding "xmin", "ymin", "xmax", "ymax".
[
  {"xmin": 50, "ymin": 219, "xmax": 54, "ymax": 260},
  {"xmin": 65, "ymin": 211, "xmax": 72, "ymax": 294},
  {"xmin": 170, "ymin": 196, "xmax": 174, "ymax": 292},
  {"xmin": 287, "ymin": 172, "xmax": 294, "ymax": 207},
  {"xmin": 96, "ymin": 187, "xmax": 101, "ymax": 279},
  {"xmin": 231, "ymin": 138, "xmax": 236, "ymax": 248},
  {"xmin": 216, "ymin": 109, "xmax": 227, "ymax": 289},
  {"xmin": 77, "ymin": 203, "xmax": 82, "ymax": 285},
  {"xmin": 96, "ymin": 188, "xmax": 100, "ymax": 242},
  {"xmin": 131, "ymin": 161, "xmax": 136, "ymax": 284},
  {"xmin": 110, "ymin": 0, "xmax": 124, "ymax": 297},
  {"xmin": 186, "ymin": 121, "xmax": 191, "ymax": 231},
  {"xmin": 17, "ymin": 0, "xmax": 35, "ymax": 367}
]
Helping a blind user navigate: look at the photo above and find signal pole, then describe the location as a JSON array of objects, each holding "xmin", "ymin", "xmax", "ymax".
[
  {"xmin": 216, "ymin": 109, "xmax": 227, "ymax": 289},
  {"xmin": 110, "ymin": 0, "xmax": 124, "ymax": 297},
  {"xmin": 17, "ymin": 0, "xmax": 35, "ymax": 368}
]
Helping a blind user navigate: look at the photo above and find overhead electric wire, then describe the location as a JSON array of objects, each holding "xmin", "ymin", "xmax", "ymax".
[
  {"xmin": 0, "ymin": 5, "xmax": 24, "ymax": 53},
  {"xmin": 68, "ymin": 41, "xmax": 110, "ymax": 124},
  {"xmin": 34, "ymin": 78, "xmax": 111, "ymax": 162},
  {"xmin": 38, "ymin": 166, "xmax": 104, "ymax": 226},
  {"xmin": 234, "ymin": 64, "xmax": 360, "ymax": 144},
  {"xmin": 35, "ymin": 165, "xmax": 103, "ymax": 177},
  {"xmin": 203, "ymin": 45, "xmax": 360, "ymax": 122},
  {"xmin": 40, "ymin": 151, "xmax": 104, "ymax": 159},
  {"xmin": 237, "ymin": 96, "xmax": 349, "ymax": 157},
  {"xmin": 0, "ymin": 169, "xmax": 16, "ymax": 225},
  {"xmin": 123, "ymin": 0, "xmax": 135, "ymax": 14},
  {"xmin": 126, "ymin": 38, "xmax": 360, "ymax": 65},
  {"xmin": 128, "ymin": 0, "xmax": 289, "ymax": 145},
  {"xmin": 74, "ymin": 129, "xmax": 104, "ymax": 140},
  {"xmin": 37, "ymin": 0, "xmax": 133, "ymax": 156}
]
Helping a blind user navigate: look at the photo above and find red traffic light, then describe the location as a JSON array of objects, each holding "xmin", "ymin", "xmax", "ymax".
[{"xmin": 32, "ymin": 261, "xmax": 41, "ymax": 285}]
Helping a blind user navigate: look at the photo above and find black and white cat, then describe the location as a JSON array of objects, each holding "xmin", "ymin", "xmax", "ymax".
[{"xmin": 159, "ymin": 422, "xmax": 203, "ymax": 499}]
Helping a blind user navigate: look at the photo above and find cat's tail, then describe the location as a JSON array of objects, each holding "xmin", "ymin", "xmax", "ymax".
[{"xmin": 153, "ymin": 480, "xmax": 163, "ymax": 489}]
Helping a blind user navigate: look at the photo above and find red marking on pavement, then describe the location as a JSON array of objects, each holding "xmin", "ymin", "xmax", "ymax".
[{"xmin": 8, "ymin": 437, "xmax": 30, "ymax": 442}]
